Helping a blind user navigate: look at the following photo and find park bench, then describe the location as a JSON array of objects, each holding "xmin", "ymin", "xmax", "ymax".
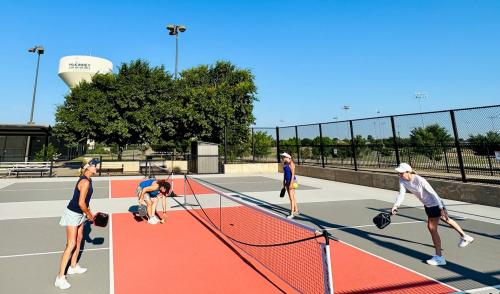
[
  {"xmin": 0, "ymin": 162, "xmax": 51, "ymax": 177},
  {"xmin": 98, "ymin": 162, "xmax": 124, "ymax": 174}
]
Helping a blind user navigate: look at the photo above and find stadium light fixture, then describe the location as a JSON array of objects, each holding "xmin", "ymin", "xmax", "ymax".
[
  {"xmin": 27, "ymin": 46, "xmax": 44, "ymax": 124},
  {"xmin": 166, "ymin": 24, "xmax": 187, "ymax": 78}
]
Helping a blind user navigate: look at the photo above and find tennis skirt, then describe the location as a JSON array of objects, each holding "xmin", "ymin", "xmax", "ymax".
[
  {"xmin": 59, "ymin": 208, "xmax": 87, "ymax": 227},
  {"xmin": 136, "ymin": 186, "xmax": 154, "ymax": 201}
]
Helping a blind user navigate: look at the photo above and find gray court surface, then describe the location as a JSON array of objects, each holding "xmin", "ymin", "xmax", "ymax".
[
  {"xmin": 0, "ymin": 217, "xmax": 109, "ymax": 294},
  {"xmin": 0, "ymin": 181, "xmax": 109, "ymax": 203},
  {"xmin": 252, "ymin": 198, "xmax": 500, "ymax": 291},
  {"xmin": 1, "ymin": 174, "xmax": 499, "ymax": 293},
  {"xmin": 196, "ymin": 175, "xmax": 318, "ymax": 193}
]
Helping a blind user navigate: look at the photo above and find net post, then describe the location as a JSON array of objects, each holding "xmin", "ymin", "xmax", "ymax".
[
  {"xmin": 178, "ymin": 173, "xmax": 198, "ymax": 207},
  {"xmin": 183, "ymin": 173, "xmax": 187, "ymax": 206},
  {"xmin": 323, "ymin": 230, "xmax": 334, "ymax": 294},
  {"xmin": 170, "ymin": 170, "xmax": 174, "ymax": 196}
]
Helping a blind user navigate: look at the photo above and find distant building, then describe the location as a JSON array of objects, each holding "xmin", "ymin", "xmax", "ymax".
[
  {"xmin": 58, "ymin": 55, "xmax": 113, "ymax": 88},
  {"xmin": 87, "ymin": 139, "xmax": 95, "ymax": 150},
  {"xmin": 0, "ymin": 124, "xmax": 51, "ymax": 162}
]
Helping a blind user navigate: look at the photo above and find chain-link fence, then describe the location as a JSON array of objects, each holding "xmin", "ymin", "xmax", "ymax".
[
  {"xmin": 4, "ymin": 105, "xmax": 498, "ymax": 182},
  {"xmin": 243, "ymin": 105, "xmax": 500, "ymax": 184}
]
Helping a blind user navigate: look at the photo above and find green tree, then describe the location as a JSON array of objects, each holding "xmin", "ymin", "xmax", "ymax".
[
  {"xmin": 175, "ymin": 61, "xmax": 257, "ymax": 156},
  {"xmin": 279, "ymin": 137, "xmax": 298, "ymax": 158},
  {"xmin": 332, "ymin": 140, "xmax": 351, "ymax": 161},
  {"xmin": 468, "ymin": 131, "xmax": 500, "ymax": 155},
  {"xmin": 301, "ymin": 138, "xmax": 313, "ymax": 146},
  {"xmin": 300, "ymin": 147, "xmax": 312, "ymax": 161},
  {"xmin": 54, "ymin": 60, "xmax": 174, "ymax": 159},
  {"xmin": 307, "ymin": 136, "xmax": 335, "ymax": 158},
  {"xmin": 253, "ymin": 131, "xmax": 274, "ymax": 159},
  {"xmin": 55, "ymin": 59, "xmax": 257, "ymax": 160},
  {"xmin": 409, "ymin": 124, "xmax": 453, "ymax": 161}
]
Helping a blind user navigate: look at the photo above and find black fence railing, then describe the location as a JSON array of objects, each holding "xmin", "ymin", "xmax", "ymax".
[{"xmin": 226, "ymin": 104, "xmax": 500, "ymax": 184}]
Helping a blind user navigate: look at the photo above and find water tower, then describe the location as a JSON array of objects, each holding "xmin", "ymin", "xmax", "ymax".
[{"xmin": 58, "ymin": 55, "xmax": 113, "ymax": 88}]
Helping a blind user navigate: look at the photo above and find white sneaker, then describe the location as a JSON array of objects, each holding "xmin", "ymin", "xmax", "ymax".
[
  {"xmin": 148, "ymin": 217, "xmax": 158, "ymax": 224},
  {"xmin": 459, "ymin": 235, "xmax": 474, "ymax": 247},
  {"xmin": 67, "ymin": 263, "xmax": 87, "ymax": 275},
  {"xmin": 286, "ymin": 214, "xmax": 294, "ymax": 219},
  {"xmin": 54, "ymin": 275, "xmax": 71, "ymax": 290},
  {"xmin": 426, "ymin": 255, "xmax": 446, "ymax": 266}
]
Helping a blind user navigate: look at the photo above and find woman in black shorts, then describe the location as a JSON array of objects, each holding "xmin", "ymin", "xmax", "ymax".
[{"xmin": 391, "ymin": 163, "xmax": 474, "ymax": 266}]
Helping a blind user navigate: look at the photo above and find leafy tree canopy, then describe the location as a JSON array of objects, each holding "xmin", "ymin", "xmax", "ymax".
[
  {"xmin": 468, "ymin": 131, "xmax": 500, "ymax": 155},
  {"xmin": 409, "ymin": 124, "xmax": 453, "ymax": 161},
  {"xmin": 54, "ymin": 60, "xmax": 257, "ymax": 157}
]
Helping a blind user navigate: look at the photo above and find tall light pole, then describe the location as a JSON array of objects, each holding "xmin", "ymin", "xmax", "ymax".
[
  {"xmin": 376, "ymin": 110, "xmax": 382, "ymax": 141},
  {"xmin": 25, "ymin": 46, "xmax": 44, "ymax": 162},
  {"xmin": 166, "ymin": 24, "xmax": 187, "ymax": 79},
  {"xmin": 415, "ymin": 91, "xmax": 427, "ymax": 127},
  {"xmin": 487, "ymin": 116, "xmax": 498, "ymax": 132},
  {"xmin": 342, "ymin": 105, "xmax": 350, "ymax": 120},
  {"xmin": 28, "ymin": 46, "xmax": 44, "ymax": 124}
]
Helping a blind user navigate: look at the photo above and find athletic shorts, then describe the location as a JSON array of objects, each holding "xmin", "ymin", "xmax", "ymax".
[
  {"xmin": 137, "ymin": 186, "xmax": 156, "ymax": 201},
  {"xmin": 59, "ymin": 208, "xmax": 87, "ymax": 227},
  {"xmin": 424, "ymin": 205, "xmax": 442, "ymax": 218},
  {"xmin": 285, "ymin": 181, "xmax": 298, "ymax": 189}
]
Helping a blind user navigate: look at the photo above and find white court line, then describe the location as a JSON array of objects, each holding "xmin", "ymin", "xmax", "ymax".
[
  {"xmin": 326, "ymin": 220, "xmax": 424, "ymax": 230},
  {"xmin": 109, "ymin": 214, "xmax": 114, "ymax": 294},
  {"xmin": 201, "ymin": 180, "xmax": 279, "ymax": 185},
  {"xmin": 0, "ymin": 247, "xmax": 109, "ymax": 259},
  {"xmin": 0, "ymin": 186, "xmax": 108, "ymax": 192},
  {"xmin": 337, "ymin": 240, "xmax": 462, "ymax": 292},
  {"xmin": 109, "ymin": 176, "xmax": 112, "ymax": 199}
]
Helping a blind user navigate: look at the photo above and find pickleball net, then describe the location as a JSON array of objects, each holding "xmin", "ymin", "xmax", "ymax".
[{"xmin": 183, "ymin": 175, "xmax": 334, "ymax": 294}]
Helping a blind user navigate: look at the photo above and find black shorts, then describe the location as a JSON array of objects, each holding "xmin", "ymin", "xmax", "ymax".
[{"xmin": 425, "ymin": 206, "xmax": 442, "ymax": 218}]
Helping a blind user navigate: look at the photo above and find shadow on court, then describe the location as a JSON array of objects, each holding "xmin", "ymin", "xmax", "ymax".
[{"xmin": 210, "ymin": 182, "xmax": 500, "ymax": 291}]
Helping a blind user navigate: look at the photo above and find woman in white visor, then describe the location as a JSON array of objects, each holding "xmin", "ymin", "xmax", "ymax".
[{"xmin": 392, "ymin": 163, "xmax": 474, "ymax": 266}]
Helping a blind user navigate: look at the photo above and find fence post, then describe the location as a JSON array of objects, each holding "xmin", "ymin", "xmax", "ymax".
[
  {"xmin": 390, "ymin": 116, "xmax": 400, "ymax": 165},
  {"xmin": 377, "ymin": 150, "xmax": 381, "ymax": 168},
  {"xmin": 486, "ymin": 145, "xmax": 494, "ymax": 176},
  {"xmin": 224, "ymin": 125, "xmax": 228, "ymax": 164},
  {"xmin": 319, "ymin": 123, "xmax": 325, "ymax": 168},
  {"xmin": 276, "ymin": 127, "xmax": 280, "ymax": 163},
  {"xmin": 295, "ymin": 126, "xmax": 300, "ymax": 165},
  {"xmin": 349, "ymin": 120, "xmax": 358, "ymax": 171},
  {"xmin": 251, "ymin": 128, "xmax": 256, "ymax": 162},
  {"xmin": 450, "ymin": 110, "xmax": 467, "ymax": 182},
  {"xmin": 443, "ymin": 144, "xmax": 450, "ymax": 173},
  {"xmin": 99, "ymin": 156, "xmax": 103, "ymax": 177},
  {"xmin": 49, "ymin": 159, "xmax": 53, "ymax": 177}
]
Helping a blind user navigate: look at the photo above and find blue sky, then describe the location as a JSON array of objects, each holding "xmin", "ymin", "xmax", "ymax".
[{"xmin": 0, "ymin": 0, "xmax": 499, "ymax": 127}]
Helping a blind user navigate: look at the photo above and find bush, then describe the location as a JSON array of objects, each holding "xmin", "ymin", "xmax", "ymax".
[
  {"xmin": 468, "ymin": 132, "xmax": 500, "ymax": 155},
  {"xmin": 34, "ymin": 143, "xmax": 59, "ymax": 161}
]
